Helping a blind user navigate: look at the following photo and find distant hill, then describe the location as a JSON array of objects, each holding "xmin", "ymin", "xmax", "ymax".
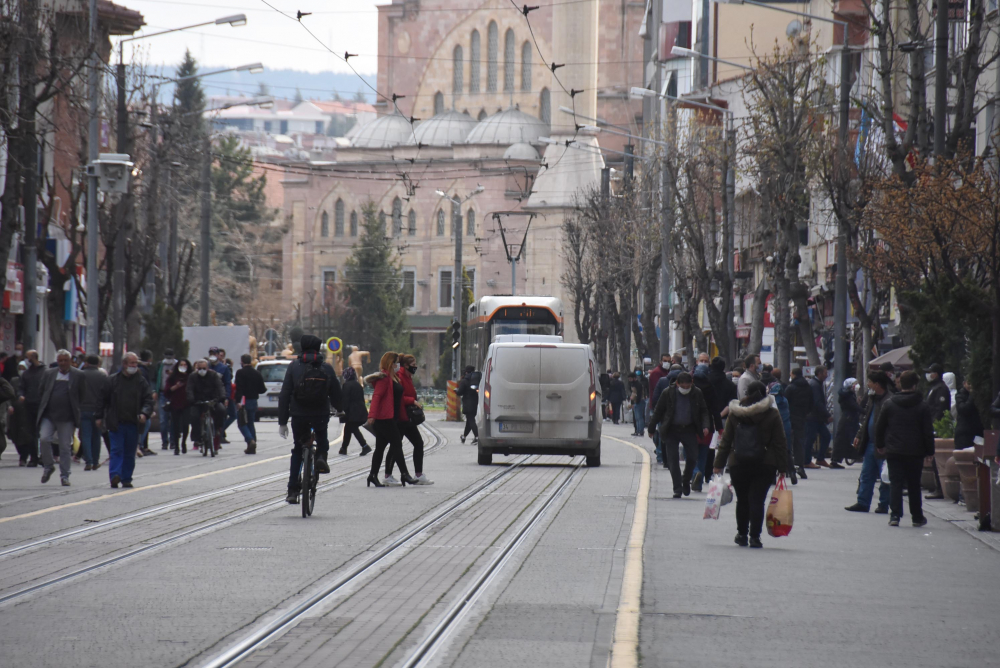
[{"xmin": 150, "ymin": 66, "xmax": 377, "ymax": 104}]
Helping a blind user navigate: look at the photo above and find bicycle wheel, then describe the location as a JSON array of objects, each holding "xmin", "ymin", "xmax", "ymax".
[
  {"xmin": 301, "ymin": 446, "xmax": 314, "ymax": 518},
  {"xmin": 201, "ymin": 414, "xmax": 209, "ymax": 457},
  {"xmin": 207, "ymin": 413, "xmax": 217, "ymax": 457}
]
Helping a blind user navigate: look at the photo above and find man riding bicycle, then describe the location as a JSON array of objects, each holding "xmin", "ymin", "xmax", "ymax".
[
  {"xmin": 278, "ymin": 335, "xmax": 342, "ymax": 504},
  {"xmin": 186, "ymin": 359, "xmax": 227, "ymax": 453}
]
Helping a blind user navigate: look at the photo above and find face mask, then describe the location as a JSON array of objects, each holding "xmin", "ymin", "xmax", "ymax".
[
  {"xmin": 393, "ymin": 363, "xmax": 400, "ymax": 372},
  {"xmin": 661, "ymin": 362, "xmax": 669, "ymax": 369},
  {"xmin": 197, "ymin": 368, "xmax": 207, "ymax": 376},
  {"xmin": 209, "ymin": 356, "xmax": 218, "ymax": 363},
  {"xmin": 124, "ymin": 366, "xmax": 137, "ymax": 376},
  {"xmin": 867, "ymin": 387, "xmax": 876, "ymax": 395},
  {"xmin": 678, "ymin": 386, "xmax": 691, "ymax": 395},
  {"xmin": 178, "ymin": 365, "xmax": 188, "ymax": 373},
  {"xmin": 925, "ymin": 373, "xmax": 933, "ymax": 382},
  {"xmin": 163, "ymin": 358, "xmax": 175, "ymax": 365},
  {"xmin": 408, "ymin": 365, "xmax": 417, "ymax": 374}
]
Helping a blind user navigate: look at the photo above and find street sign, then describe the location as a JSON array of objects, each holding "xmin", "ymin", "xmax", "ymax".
[{"xmin": 326, "ymin": 336, "xmax": 343, "ymax": 354}]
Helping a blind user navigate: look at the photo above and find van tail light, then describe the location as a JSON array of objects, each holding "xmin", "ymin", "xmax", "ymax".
[
  {"xmin": 588, "ymin": 360, "xmax": 596, "ymax": 417},
  {"xmin": 483, "ymin": 358, "xmax": 492, "ymax": 419}
]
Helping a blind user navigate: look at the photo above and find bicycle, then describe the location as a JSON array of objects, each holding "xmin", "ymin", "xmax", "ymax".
[
  {"xmin": 195, "ymin": 401, "xmax": 217, "ymax": 458},
  {"xmin": 299, "ymin": 433, "xmax": 318, "ymax": 517}
]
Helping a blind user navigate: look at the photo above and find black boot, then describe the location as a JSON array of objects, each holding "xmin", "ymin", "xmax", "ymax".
[{"xmin": 244, "ymin": 440, "xmax": 256, "ymax": 455}]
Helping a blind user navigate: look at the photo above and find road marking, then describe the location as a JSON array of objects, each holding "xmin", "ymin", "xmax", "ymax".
[
  {"xmin": 604, "ymin": 435, "xmax": 650, "ymax": 668},
  {"xmin": 0, "ymin": 435, "xmax": 342, "ymax": 525}
]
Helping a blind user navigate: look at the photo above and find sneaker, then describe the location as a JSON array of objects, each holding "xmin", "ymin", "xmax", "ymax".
[
  {"xmin": 460, "ymin": 435, "xmax": 466, "ymax": 444},
  {"xmin": 360, "ymin": 445, "xmax": 371, "ymax": 456},
  {"xmin": 672, "ymin": 492, "xmax": 682, "ymax": 499},
  {"xmin": 110, "ymin": 475, "xmax": 121, "ymax": 489},
  {"xmin": 383, "ymin": 475, "xmax": 402, "ymax": 487},
  {"xmin": 84, "ymin": 464, "xmax": 93, "ymax": 471},
  {"xmin": 828, "ymin": 462, "xmax": 845, "ymax": 470},
  {"xmin": 844, "ymin": 503, "xmax": 869, "ymax": 513},
  {"xmin": 286, "ymin": 492, "xmax": 299, "ymax": 504},
  {"xmin": 61, "ymin": 478, "xmax": 70, "ymax": 486},
  {"xmin": 41, "ymin": 468, "xmax": 54, "ymax": 484},
  {"xmin": 874, "ymin": 504, "xmax": 889, "ymax": 514},
  {"xmin": 912, "ymin": 517, "xmax": 928, "ymax": 528},
  {"xmin": 471, "ymin": 438, "xmax": 479, "ymax": 445},
  {"xmin": 412, "ymin": 473, "xmax": 434, "ymax": 485},
  {"xmin": 888, "ymin": 515, "xmax": 900, "ymax": 527},
  {"xmin": 748, "ymin": 536, "xmax": 763, "ymax": 548},
  {"xmin": 734, "ymin": 533, "xmax": 748, "ymax": 547},
  {"xmin": 122, "ymin": 482, "xmax": 134, "ymax": 488},
  {"xmin": 315, "ymin": 457, "xmax": 331, "ymax": 474}
]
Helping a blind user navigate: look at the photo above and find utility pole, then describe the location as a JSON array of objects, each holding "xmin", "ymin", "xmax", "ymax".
[
  {"xmin": 20, "ymin": 0, "xmax": 40, "ymax": 352},
  {"xmin": 933, "ymin": 0, "xmax": 949, "ymax": 158},
  {"xmin": 725, "ymin": 114, "xmax": 737, "ymax": 363},
  {"xmin": 452, "ymin": 198, "xmax": 462, "ymax": 381},
  {"xmin": 112, "ymin": 60, "xmax": 128, "ymax": 370},
  {"xmin": 86, "ymin": 0, "xmax": 101, "ymax": 356},
  {"xmin": 200, "ymin": 136, "xmax": 211, "ymax": 326},
  {"xmin": 833, "ymin": 29, "xmax": 853, "ymax": 430}
]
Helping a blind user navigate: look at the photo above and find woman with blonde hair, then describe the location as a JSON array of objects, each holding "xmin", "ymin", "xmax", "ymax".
[{"xmin": 365, "ymin": 352, "xmax": 415, "ymax": 487}]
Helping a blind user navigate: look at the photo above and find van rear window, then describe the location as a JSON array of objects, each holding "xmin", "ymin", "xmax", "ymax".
[
  {"xmin": 540, "ymin": 349, "xmax": 588, "ymax": 385},
  {"xmin": 495, "ymin": 348, "xmax": 539, "ymax": 383}
]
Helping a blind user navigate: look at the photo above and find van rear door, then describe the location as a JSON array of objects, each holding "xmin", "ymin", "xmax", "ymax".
[
  {"xmin": 490, "ymin": 345, "xmax": 541, "ymax": 437},
  {"xmin": 538, "ymin": 346, "xmax": 590, "ymax": 440}
]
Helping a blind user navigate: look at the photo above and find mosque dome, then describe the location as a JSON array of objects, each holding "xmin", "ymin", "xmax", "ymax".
[
  {"xmin": 502, "ymin": 142, "xmax": 541, "ymax": 160},
  {"xmin": 349, "ymin": 113, "xmax": 415, "ymax": 148},
  {"xmin": 465, "ymin": 107, "xmax": 548, "ymax": 146},
  {"xmin": 408, "ymin": 110, "xmax": 478, "ymax": 146}
]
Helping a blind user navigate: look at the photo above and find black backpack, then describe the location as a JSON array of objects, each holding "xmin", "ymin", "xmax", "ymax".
[
  {"xmin": 733, "ymin": 420, "xmax": 765, "ymax": 463},
  {"xmin": 294, "ymin": 362, "xmax": 329, "ymax": 410}
]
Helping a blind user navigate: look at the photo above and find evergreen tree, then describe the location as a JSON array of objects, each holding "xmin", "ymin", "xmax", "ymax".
[
  {"xmin": 174, "ymin": 50, "xmax": 205, "ymax": 115},
  {"xmin": 353, "ymin": 88, "xmax": 367, "ymax": 102},
  {"xmin": 257, "ymin": 81, "xmax": 270, "ymax": 96},
  {"xmin": 140, "ymin": 302, "xmax": 190, "ymax": 361},
  {"xmin": 294, "ymin": 87, "xmax": 304, "ymax": 103},
  {"xmin": 342, "ymin": 203, "xmax": 411, "ymax": 364}
]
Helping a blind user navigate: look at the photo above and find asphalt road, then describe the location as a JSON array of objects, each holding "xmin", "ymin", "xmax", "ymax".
[{"xmin": 0, "ymin": 418, "xmax": 995, "ymax": 668}]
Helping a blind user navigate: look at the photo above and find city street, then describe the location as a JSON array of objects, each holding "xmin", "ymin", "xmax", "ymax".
[{"xmin": 0, "ymin": 417, "xmax": 995, "ymax": 667}]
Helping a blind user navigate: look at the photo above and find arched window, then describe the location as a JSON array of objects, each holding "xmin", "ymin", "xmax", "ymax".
[
  {"xmin": 504, "ymin": 29, "xmax": 515, "ymax": 93},
  {"xmin": 408, "ymin": 210, "xmax": 417, "ymax": 236},
  {"xmin": 466, "ymin": 208, "xmax": 475, "ymax": 236},
  {"xmin": 392, "ymin": 197, "xmax": 403, "ymax": 237},
  {"xmin": 434, "ymin": 91, "xmax": 445, "ymax": 115},
  {"xmin": 350, "ymin": 210, "xmax": 358, "ymax": 236},
  {"xmin": 486, "ymin": 21, "xmax": 498, "ymax": 93},
  {"xmin": 539, "ymin": 87, "xmax": 550, "ymax": 126},
  {"xmin": 469, "ymin": 30, "xmax": 481, "ymax": 93},
  {"xmin": 436, "ymin": 209, "xmax": 445, "ymax": 236},
  {"xmin": 452, "ymin": 45, "xmax": 463, "ymax": 95},
  {"xmin": 320, "ymin": 211, "xmax": 329, "ymax": 237},
  {"xmin": 379, "ymin": 210, "xmax": 386, "ymax": 234},
  {"xmin": 521, "ymin": 42, "xmax": 532, "ymax": 92},
  {"xmin": 334, "ymin": 199, "xmax": 344, "ymax": 236},
  {"xmin": 477, "ymin": 109, "xmax": 488, "ymax": 121}
]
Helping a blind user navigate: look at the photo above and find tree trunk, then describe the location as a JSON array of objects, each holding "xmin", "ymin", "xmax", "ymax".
[
  {"xmin": 793, "ymin": 294, "xmax": 821, "ymax": 366},
  {"xmin": 641, "ymin": 255, "xmax": 660, "ymax": 357},
  {"xmin": 748, "ymin": 276, "xmax": 769, "ymax": 355},
  {"xmin": 993, "ymin": 295, "xmax": 1000, "ymax": 417},
  {"xmin": 775, "ymin": 275, "xmax": 791, "ymax": 374}
]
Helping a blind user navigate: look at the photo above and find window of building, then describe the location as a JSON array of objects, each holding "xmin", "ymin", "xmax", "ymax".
[
  {"xmin": 379, "ymin": 210, "xmax": 387, "ymax": 234},
  {"xmin": 350, "ymin": 210, "xmax": 358, "ymax": 236},
  {"xmin": 279, "ymin": 119, "xmax": 288, "ymax": 134},
  {"xmin": 478, "ymin": 109, "xmax": 488, "ymax": 121},
  {"xmin": 264, "ymin": 120, "xmax": 272, "ymax": 132},
  {"xmin": 466, "ymin": 208, "xmax": 475, "ymax": 236},
  {"xmin": 321, "ymin": 269, "xmax": 336, "ymax": 306},
  {"xmin": 434, "ymin": 91, "xmax": 445, "ymax": 115},
  {"xmin": 504, "ymin": 29, "xmax": 515, "ymax": 93},
  {"xmin": 470, "ymin": 29, "xmax": 481, "ymax": 93},
  {"xmin": 487, "ymin": 21, "xmax": 498, "ymax": 93},
  {"xmin": 402, "ymin": 269, "xmax": 416, "ymax": 309},
  {"xmin": 539, "ymin": 87, "xmax": 550, "ymax": 126},
  {"xmin": 392, "ymin": 197, "xmax": 403, "ymax": 237},
  {"xmin": 408, "ymin": 210, "xmax": 417, "ymax": 236},
  {"xmin": 320, "ymin": 211, "xmax": 329, "ymax": 237},
  {"xmin": 315, "ymin": 120, "xmax": 324, "ymax": 134},
  {"xmin": 453, "ymin": 45, "xmax": 463, "ymax": 95},
  {"xmin": 521, "ymin": 42, "xmax": 532, "ymax": 92},
  {"xmin": 334, "ymin": 199, "xmax": 344, "ymax": 236},
  {"xmin": 439, "ymin": 269, "xmax": 453, "ymax": 309},
  {"xmin": 437, "ymin": 209, "xmax": 445, "ymax": 236}
]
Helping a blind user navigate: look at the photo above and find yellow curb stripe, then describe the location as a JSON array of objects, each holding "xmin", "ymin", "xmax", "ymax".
[
  {"xmin": 0, "ymin": 435, "xmax": 342, "ymax": 525},
  {"xmin": 605, "ymin": 435, "xmax": 650, "ymax": 668}
]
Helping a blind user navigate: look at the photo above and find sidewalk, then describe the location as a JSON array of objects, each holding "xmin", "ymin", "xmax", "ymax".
[{"xmin": 619, "ymin": 425, "xmax": 998, "ymax": 668}]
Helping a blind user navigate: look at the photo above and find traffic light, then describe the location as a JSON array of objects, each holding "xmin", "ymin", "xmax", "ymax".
[{"xmin": 450, "ymin": 321, "xmax": 461, "ymax": 349}]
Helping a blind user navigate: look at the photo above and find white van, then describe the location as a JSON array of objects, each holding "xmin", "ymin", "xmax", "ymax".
[{"xmin": 476, "ymin": 336, "xmax": 602, "ymax": 466}]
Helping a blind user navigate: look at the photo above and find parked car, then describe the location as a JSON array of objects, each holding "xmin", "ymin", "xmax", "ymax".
[{"xmin": 255, "ymin": 359, "xmax": 291, "ymax": 418}]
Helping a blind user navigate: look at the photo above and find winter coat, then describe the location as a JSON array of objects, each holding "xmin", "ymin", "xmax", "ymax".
[
  {"xmin": 649, "ymin": 385, "xmax": 711, "ymax": 436},
  {"xmin": 707, "ymin": 367, "xmax": 737, "ymax": 419},
  {"xmin": 954, "ymin": 387, "xmax": 984, "ymax": 449},
  {"xmin": 6, "ymin": 377, "xmax": 31, "ymax": 448},
  {"xmin": 647, "ymin": 365, "xmax": 670, "ymax": 407},
  {"xmin": 875, "ymin": 390, "xmax": 935, "ymax": 458},
  {"xmin": 608, "ymin": 378, "xmax": 626, "ymax": 404},
  {"xmin": 856, "ymin": 390, "xmax": 892, "ymax": 456},
  {"xmin": 18, "ymin": 364, "xmax": 46, "ymax": 405},
  {"xmin": 80, "ymin": 366, "xmax": 110, "ymax": 413},
  {"xmin": 925, "ymin": 378, "xmax": 951, "ymax": 423},
  {"xmin": 807, "ymin": 377, "xmax": 830, "ymax": 422},
  {"xmin": 769, "ymin": 382, "xmax": 793, "ymax": 444},
  {"xmin": 832, "ymin": 387, "xmax": 862, "ymax": 461},
  {"xmin": 714, "ymin": 395, "xmax": 788, "ymax": 472},
  {"xmin": 234, "ymin": 366, "xmax": 267, "ymax": 403},
  {"xmin": 165, "ymin": 371, "xmax": 191, "ymax": 411},
  {"xmin": 186, "ymin": 369, "xmax": 226, "ymax": 406},
  {"xmin": 396, "ymin": 367, "xmax": 417, "ymax": 423},
  {"xmin": 694, "ymin": 371, "xmax": 724, "ymax": 432},
  {"xmin": 277, "ymin": 353, "xmax": 342, "ymax": 424},
  {"xmin": 212, "ymin": 361, "xmax": 233, "ymax": 391},
  {"xmin": 457, "ymin": 372, "xmax": 480, "ymax": 415},
  {"xmin": 341, "ymin": 379, "xmax": 369, "ymax": 423},
  {"xmin": 629, "ymin": 374, "xmax": 647, "ymax": 403},
  {"xmin": 37, "ymin": 367, "xmax": 87, "ymax": 427},
  {"xmin": 367, "ymin": 372, "xmax": 402, "ymax": 421},
  {"xmin": 100, "ymin": 371, "xmax": 155, "ymax": 433},
  {"xmin": 784, "ymin": 376, "xmax": 813, "ymax": 423}
]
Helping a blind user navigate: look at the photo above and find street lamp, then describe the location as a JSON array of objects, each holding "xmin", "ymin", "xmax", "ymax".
[{"xmin": 434, "ymin": 186, "xmax": 484, "ymax": 380}]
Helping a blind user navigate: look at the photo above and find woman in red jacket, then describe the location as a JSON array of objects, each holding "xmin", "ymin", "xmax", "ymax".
[
  {"xmin": 388, "ymin": 353, "xmax": 432, "ymax": 484},
  {"xmin": 365, "ymin": 352, "xmax": 415, "ymax": 487}
]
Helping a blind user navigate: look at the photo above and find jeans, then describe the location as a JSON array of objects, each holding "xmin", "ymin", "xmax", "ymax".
[
  {"xmin": 288, "ymin": 415, "xmax": 329, "ymax": 493},
  {"xmin": 223, "ymin": 399, "xmax": 238, "ymax": 432},
  {"xmin": 887, "ymin": 454, "xmax": 925, "ymax": 520},
  {"xmin": 79, "ymin": 410, "xmax": 102, "ymax": 467},
  {"xmin": 804, "ymin": 419, "xmax": 831, "ymax": 463},
  {"xmin": 730, "ymin": 461, "xmax": 777, "ymax": 538},
  {"xmin": 238, "ymin": 399, "xmax": 258, "ymax": 444},
  {"xmin": 856, "ymin": 442, "xmax": 890, "ymax": 509},
  {"xmin": 396, "ymin": 420, "xmax": 425, "ymax": 475},
  {"xmin": 662, "ymin": 428, "xmax": 698, "ymax": 494},
  {"xmin": 632, "ymin": 403, "xmax": 646, "ymax": 434},
  {"xmin": 158, "ymin": 395, "xmax": 172, "ymax": 447},
  {"xmin": 39, "ymin": 418, "xmax": 75, "ymax": 480},
  {"xmin": 109, "ymin": 422, "xmax": 140, "ymax": 484}
]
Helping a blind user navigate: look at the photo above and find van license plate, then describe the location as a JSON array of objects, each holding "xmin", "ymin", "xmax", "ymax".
[
  {"xmin": 269, "ymin": 395, "xmax": 278, "ymax": 402},
  {"xmin": 499, "ymin": 421, "xmax": 533, "ymax": 433}
]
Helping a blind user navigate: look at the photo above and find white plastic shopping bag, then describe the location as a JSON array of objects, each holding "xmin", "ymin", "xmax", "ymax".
[
  {"xmin": 703, "ymin": 474, "xmax": 725, "ymax": 520},
  {"xmin": 880, "ymin": 460, "xmax": 890, "ymax": 484}
]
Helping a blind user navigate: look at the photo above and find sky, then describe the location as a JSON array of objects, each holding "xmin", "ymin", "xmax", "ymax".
[{"xmin": 121, "ymin": 0, "xmax": 381, "ymax": 77}]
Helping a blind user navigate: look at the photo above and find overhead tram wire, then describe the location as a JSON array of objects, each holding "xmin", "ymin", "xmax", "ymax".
[{"xmin": 131, "ymin": 0, "xmax": 598, "ymax": 14}]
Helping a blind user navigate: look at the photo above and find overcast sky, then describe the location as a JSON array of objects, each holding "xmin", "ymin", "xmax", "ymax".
[{"xmin": 122, "ymin": 0, "xmax": 380, "ymax": 75}]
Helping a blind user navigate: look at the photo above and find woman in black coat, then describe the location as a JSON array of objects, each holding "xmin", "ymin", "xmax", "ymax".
[
  {"xmin": 954, "ymin": 380, "xmax": 984, "ymax": 450},
  {"xmin": 832, "ymin": 378, "xmax": 861, "ymax": 466},
  {"xmin": 340, "ymin": 367, "xmax": 371, "ymax": 456}
]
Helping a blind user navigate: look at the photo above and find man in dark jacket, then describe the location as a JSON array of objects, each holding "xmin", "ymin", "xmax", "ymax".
[
  {"xmin": 692, "ymin": 363, "xmax": 723, "ymax": 490},
  {"xmin": 80, "ymin": 355, "xmax": 110, "ymax": 471},
  {"xmin": 235, "ymin": 354, "xmax": 267, "ymax": 454},
  {"xmin": 17, "ymin": 349, "xmax": 46, "ymax": 467},
  {"xmin": 707, "ymin": 357, "xmax": 737, "ymax": 419},
  {"xmin": 278, "ymin": 335, "xmax": 342, "ymax": 500},
  {"xmin": 784, "ymin": 367, "xmax": 813, "ymax": 479},
  {"xmin": 186, "ymin": 359, "xmax": 227, "ymax": 452},
  {"xmin": 628, "ymin": 368, "xmax": 648, "ymax": 435},
  {"xmin": 845, "ymin": 371, "xmax": 892, "ymax": 513},
  {"xmin": 608, "ymin": 372, "xmax": 626, "ymax": 424},
  {"xmin": 876, "ymin": 370, "xmax": 934, "ymax": 527},
  {"xmin": 36, "ymin": 350, "xmax": 87, "ymax": 485},
  {"xmin": 649, "ymin": 372, "xmax": 711, "ymax": 498},
  {"xmin": 803, "ymin": 365, "xmax": 832, "ymax": 468},
  {"xmin": 208, "ymin": 346, "xmax": 234, "ymax": 442},
  {"xmin": 923, "ymin": 363, "xmax": 951, "ymax": 499},
  {"xmin": 457, "ymin": 366, "xmax": 480, "ymax": 444},
  {"xmin": 100, "ymin": 352, "xmax": 155, "ymax": 489}
]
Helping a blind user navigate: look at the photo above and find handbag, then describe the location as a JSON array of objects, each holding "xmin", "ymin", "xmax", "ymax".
[
  {"xmin": 766, "ymin": 475, "xmax": 793, "ymax": 537},
  {"xmin": 406, "ymin": 403, "xmax": 426, "ymax": 426},
  {"xmin": 237, "ymin": 405, "xmax": 247, "ymax": 428}
]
